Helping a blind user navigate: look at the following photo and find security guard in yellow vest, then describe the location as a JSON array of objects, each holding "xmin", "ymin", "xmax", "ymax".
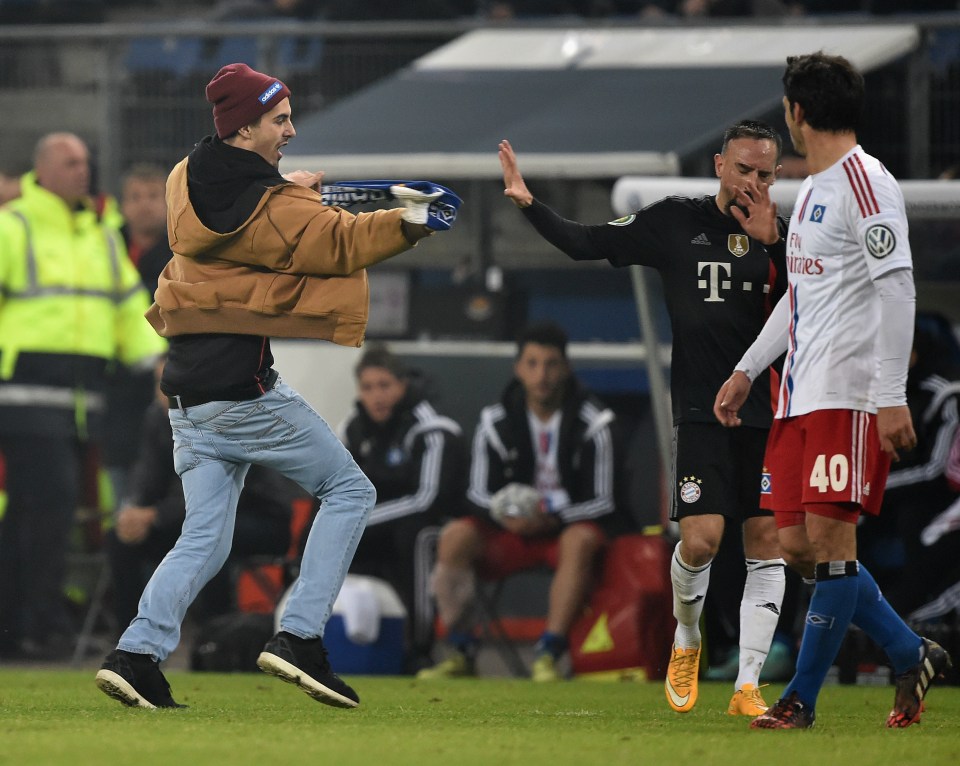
[{"xmin": 0, "ymin": 132, "xmax": 166, "ymax": 659}]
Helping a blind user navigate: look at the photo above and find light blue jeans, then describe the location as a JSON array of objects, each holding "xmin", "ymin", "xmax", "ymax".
[{"xmin": 117, "ymin": 378, "xmax": 374, "ymax": 662}]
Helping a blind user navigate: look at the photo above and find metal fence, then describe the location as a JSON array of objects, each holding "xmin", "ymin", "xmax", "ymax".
[
  {"xmin": 0, "ymin": 20, "xmax": 461, "ymax": 186},
  {"xmin": 1, "ymin": 17, "xmax": 959, "ymax": 191}
]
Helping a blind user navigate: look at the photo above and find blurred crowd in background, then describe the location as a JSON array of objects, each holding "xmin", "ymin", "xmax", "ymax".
[{"xmin": 0, "ymin": 0, "xmax": 958, "ymax": 25}]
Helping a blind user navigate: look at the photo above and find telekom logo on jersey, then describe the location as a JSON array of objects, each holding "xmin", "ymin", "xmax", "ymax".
[
  {"xmin": 696, "ymin": 261, "xmax": 773, "ymax": 302},
  {"xmin": 786, "ymin": 231, "xmax": 824, "ymax": 275}
]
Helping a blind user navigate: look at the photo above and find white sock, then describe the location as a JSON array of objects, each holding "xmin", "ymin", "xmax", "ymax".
[
  {"xmin": 671, "ymin": 541, "xmax": 711, "ymax": 649},
  {"xmin": 736, "ymin": 557, "xmax": 786, "ymax": 689}
]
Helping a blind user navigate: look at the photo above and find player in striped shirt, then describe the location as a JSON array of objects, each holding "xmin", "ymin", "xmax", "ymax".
[{"xmin": 715, "ymin": 51, "xmax": 952, "ymax": 729}]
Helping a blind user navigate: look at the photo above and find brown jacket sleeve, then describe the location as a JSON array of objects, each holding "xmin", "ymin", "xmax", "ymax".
[
  {"xmin": 257, "ymin": 188, "xmax": 411, "ymax": 276},
  {"xmin": 166, "ymin": 162, "xmax": 413, "ymax": 277}
]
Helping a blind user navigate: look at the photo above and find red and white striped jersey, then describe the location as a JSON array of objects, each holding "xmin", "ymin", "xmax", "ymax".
[{"xmin": 777, "ymin": 145, "xmax": 913, "ymax": 418}]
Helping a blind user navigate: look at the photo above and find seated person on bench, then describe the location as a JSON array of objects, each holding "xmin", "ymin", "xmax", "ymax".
[
  {"xmin": 339, "ymin": 345, "xmax": 467, "ymax": 673},
  {"xmin": 418, "ymin": 321, "xmax": 632, "ymax": 681}
]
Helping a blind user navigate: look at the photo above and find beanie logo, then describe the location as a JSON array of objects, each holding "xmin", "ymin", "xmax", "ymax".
[{"xmin": 258, "ymin": 82, "xmax": 283, "ymax": 104}]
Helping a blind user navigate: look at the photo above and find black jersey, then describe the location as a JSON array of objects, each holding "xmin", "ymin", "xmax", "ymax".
[{"xmin": 522, "ymin": 196, "xmax": 787, "ymax": 428}]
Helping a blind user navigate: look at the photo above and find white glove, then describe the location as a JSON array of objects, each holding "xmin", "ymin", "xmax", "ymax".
[
  {"xmin": 489, "ymin": 483, "xmax": 543, "ymax": 523},
  {"xmin": 390, "ymin": 184, "xmax": 444, "ymax": 225}
]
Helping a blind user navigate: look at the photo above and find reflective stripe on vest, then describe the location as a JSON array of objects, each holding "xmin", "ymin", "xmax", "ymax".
[
  {"xmin": 0, "ymin": 384, "xmax": 105, "ymax": 412},
  {"xmin": 1, "ymin": 210, "xmax": 140, "ymax": 303}
]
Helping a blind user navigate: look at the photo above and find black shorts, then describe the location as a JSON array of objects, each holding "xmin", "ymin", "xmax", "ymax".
[{"xmin": 669, "ymin": 422, "xmax": 772, "ymax": 523}]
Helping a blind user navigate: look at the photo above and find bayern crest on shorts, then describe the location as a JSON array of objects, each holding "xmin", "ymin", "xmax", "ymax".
[{"xmin": 678, "ymin": 476, "xmax": 702, "ymax": 504}]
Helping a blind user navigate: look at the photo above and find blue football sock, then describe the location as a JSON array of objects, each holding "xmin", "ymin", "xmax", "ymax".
[
  {"xmin": 851, "ymin": 563, "xmax": 922, "ymax": 674},
  {"xmin": 446, "ymin": 631, "xmax": 478, "ymax": 657},
  {"xmin": 535, "ymin": 631, "xmax": 568, "ymax": 659},
  {"xmin": 784, "ymin": 562, "xmax": 859, "ymax": 709}
]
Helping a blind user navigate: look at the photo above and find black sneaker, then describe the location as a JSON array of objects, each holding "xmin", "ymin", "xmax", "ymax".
[
  {"xmin": 257, "ymin": 631, "xmax": 359, "ymax": 708},
  {"xmin": 886, "ymin": 637, "xmax": 953, "ymax": 728},
  {"xmin": 749, "ymin": 691, "xmax": 815, "ymax": 729},
  {"xmin": 95, "ymin": 649, "xmax": 187, "ymax": 709}
]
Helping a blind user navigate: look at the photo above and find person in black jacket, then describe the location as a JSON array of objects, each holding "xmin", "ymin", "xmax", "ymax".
[
  {"xmin": 418, "ymin": 322, "xmax": 630, "ymax": 682},
  {"xmin": 106, "ymin": 359, "xmax": 295, "ymax": 631},
  {"xmin": 339, "ymin": 345, "xmax": 467, "ymax": 672},
  {"xmin": 498, "ymin": 123, "xmax": 792, "ymax": 713}
]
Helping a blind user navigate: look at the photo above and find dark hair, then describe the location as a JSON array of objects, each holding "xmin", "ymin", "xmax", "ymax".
[
  {"xmin": 783, "ymin": 52, "xmax": 864, "ymax": 134},
  {"xmin": 516, "ymin": 321, "xmax": 568, "ymax": 358},
  {"xmin": 121, "ymin": 162, "xmax": 168, "ymax": 187},
  {"xmin": 721, "ymin": 120, "xmax": 783, "ymax": 162},
  {"xmin": 354, "ymin": 343, "xmax": 407, "ymax": 380}
]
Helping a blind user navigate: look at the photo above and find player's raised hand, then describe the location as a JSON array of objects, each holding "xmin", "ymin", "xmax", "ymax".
[
  {"xmin": 713, "ymin": 370, "xmax": 752, "ymax": 427},
  {"xmin": 730, "ymin": 179, "xmax": 779, "ymax": 246},
  {"xmin": 876, "ymin": 405, "xmax": 917, "ymax": 462},
  {"xmin": 499, "ymin": 139, "xmax": 533, "ymax": 208}
]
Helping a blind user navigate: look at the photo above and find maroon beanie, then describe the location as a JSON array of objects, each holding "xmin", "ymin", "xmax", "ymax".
[{"xmin": 205, "ymin": 63, "xmax": 291, "ymax": 139}]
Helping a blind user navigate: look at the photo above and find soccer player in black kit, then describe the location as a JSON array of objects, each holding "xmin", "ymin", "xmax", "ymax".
[{"xmin": 499, "ymin": 121, "xmax": 794, "ymax": 716}]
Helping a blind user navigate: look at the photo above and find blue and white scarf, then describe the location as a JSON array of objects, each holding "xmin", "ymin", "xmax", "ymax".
[{"xmin": 319, "ymin": 179, "xmax": 462, "ymax": 231}]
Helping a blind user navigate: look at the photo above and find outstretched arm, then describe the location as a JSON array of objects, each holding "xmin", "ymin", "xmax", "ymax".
[{"xmin": 498, "ymin": 138, "xmax": 620, "ymax": 263}]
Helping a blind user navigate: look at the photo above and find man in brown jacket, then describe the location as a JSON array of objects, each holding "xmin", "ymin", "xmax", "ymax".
[{"xmin": 95, "ymin": 62, "xmax": 458, "ymax": 710}]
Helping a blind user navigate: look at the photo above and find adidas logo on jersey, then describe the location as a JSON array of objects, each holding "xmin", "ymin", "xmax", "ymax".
[{"xmin": 691, "ymin": 233, "xmax": 711, "ymax": 245}]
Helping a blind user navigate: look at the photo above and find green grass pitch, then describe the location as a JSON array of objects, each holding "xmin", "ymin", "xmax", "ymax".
[{"xmin": 2, "ymin": 670, "xmax": 959, "ymax": 766}]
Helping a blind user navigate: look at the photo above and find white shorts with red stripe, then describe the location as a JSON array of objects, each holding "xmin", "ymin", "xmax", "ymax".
[{"xmin": 760, "ymin": 409, "xmax": 890, "ymax": 516}]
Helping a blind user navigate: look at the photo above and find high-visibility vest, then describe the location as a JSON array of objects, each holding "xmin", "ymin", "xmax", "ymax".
[{"xmin": 0, "ymin": 172, "xmax": 166, "ymax": 384}]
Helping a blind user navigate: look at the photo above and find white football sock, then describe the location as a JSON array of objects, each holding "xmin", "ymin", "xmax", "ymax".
[
  {"xmin": 736, "ymin": 557, "xmax": 786, "ymax": 689},
  {"xmin": 671, "ymin": 541, "xmax": 711, "ymax": 649}
]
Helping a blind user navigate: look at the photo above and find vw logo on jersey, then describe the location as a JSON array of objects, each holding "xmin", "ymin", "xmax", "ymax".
[
  {"xmin": 727, "ymin": 234, "xmax": 749, "ymax": 257},
  {"xmin": 810, "ymin": 204, "xmax": 827, "ymax": 223},
  {"xmin": 607, "ymin": 214, "xmax": 636, "ymax": 227},
  {"xmin": 865, "ymin": 224, "xmax": 897, "ymax": 259}
]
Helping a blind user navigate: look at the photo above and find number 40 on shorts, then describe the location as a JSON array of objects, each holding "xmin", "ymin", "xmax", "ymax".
[{"xmin": 808, "ymin": 453, "xmax": 849, "ymax": 493}]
